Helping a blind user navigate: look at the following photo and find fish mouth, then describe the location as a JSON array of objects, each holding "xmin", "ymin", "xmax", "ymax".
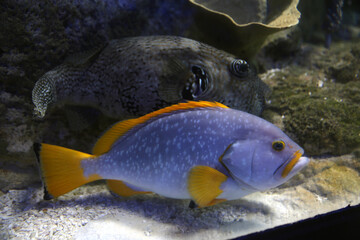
[
  {"xmin": 274, "ymin": 149, "xmax": 309, "ymax": 179},
  {"xmin": 182, "ymin": 66, "xmax": 210, "ymax": 100}
]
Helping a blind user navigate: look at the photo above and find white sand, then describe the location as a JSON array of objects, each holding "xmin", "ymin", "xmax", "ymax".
[{"xmin": 1, "ymin": 155, "xmax": 359, "ymax": 239}]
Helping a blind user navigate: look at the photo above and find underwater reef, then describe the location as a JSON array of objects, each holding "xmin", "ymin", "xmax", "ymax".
[
  {"xmin": 0, "ymin": 0, "xmax": 360, "ymax": 239},
  {"xmin": 260, "ymin": 41, "xmax": 360, "ymax": 156}
]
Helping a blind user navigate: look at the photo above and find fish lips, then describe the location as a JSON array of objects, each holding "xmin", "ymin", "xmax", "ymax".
[{"xmin": 273, "ymin": 149, "xmax": 310, "ymax": 181}]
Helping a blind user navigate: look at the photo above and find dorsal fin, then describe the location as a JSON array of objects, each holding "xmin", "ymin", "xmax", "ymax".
[
  {"xmin": 92, "ymin": 101, "xmax": 228, "ymax": 155},
  {"xmin": 64, "ymin": 43, "xmax": 107, "ymax": 67}
]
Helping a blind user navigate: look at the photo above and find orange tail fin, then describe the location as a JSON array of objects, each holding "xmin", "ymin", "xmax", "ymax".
[{"xmin": 34, "ymin": 143, "xmax": 102, "ymax": 199}]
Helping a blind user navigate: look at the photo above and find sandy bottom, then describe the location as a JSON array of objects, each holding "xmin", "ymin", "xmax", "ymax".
[{"xmin": 1, "ymin": 156, "xmax": 359, "ymax": 239}]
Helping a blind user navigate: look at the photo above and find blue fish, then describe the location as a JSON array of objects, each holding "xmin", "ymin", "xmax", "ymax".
[{"xmin": 35, "ymin": 101, "xmax": 309, "ymax": 207}]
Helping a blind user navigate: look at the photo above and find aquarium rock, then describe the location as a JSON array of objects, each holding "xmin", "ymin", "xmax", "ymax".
[{"xmin": 260, "ymin": 41, "xmax": 360, "ymax": 156}]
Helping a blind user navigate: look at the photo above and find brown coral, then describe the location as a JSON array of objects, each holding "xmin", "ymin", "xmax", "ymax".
[{"xmin": 188, "ymin": 0, "xmax": 301, "ymax": 59}]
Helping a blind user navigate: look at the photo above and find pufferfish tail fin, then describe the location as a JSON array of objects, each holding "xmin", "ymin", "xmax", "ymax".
[{"xmin": 34, "ymin": 143, "xmax": 101, "ymax": 199}]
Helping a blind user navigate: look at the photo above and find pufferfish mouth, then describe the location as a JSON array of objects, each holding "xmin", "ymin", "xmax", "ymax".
[{"xmin": 274, "ymin": 149, "xmax": 307, "ymax": 178}]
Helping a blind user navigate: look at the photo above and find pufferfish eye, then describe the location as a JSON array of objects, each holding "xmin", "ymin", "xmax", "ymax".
[
  {"xmin": 272, "ymin": 140, "xmax": 285, "ymax": 151},
  {"xmin": 230, "ymin": 59, "xmax": 249, "ymax": 78},
  {"xmin": 182, "ymin": 66, "xmax": 209, "ymax": 100}
]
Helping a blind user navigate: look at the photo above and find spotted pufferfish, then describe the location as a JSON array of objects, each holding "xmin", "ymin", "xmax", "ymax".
[
  {"xmin": 34, "ymin": 101, "xmax": 309, "ymax": 207},
  {"xmin": 32, "ymin": 36, "xmax": 269, "ymax": 119}
]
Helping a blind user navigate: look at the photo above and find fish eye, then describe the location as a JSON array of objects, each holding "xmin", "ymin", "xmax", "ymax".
[
  {"xmin": 272, "ymin": 140, "xmax": 285, "ymax": 151},
  {"xmin": 182, "ymin": 66, "xmax": 209, "ymax": 100},
  {"xmin": 230, "ymin": 59, "xmax": 249, "ymax": 78}
]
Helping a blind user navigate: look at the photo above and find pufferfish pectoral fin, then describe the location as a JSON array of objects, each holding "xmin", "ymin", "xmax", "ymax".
[
  {"xmin": 158, "ymin": 56, "xmax": 193, "ymax": 102},
  {"xmin": 187, "ymin": 166, "xmax": 228, "ymax": 207},
  {"xmin": 107, "ymin": 180, "xmax": 151, "ymax": 197}
]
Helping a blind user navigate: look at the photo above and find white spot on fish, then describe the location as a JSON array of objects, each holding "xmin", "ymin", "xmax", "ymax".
[{"xmin": 191, "ymin": 145, "xmax": 195, "ymax": 151}]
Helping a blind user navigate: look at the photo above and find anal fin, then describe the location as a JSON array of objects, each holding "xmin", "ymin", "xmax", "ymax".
[
  {"xmin": 188, "ymin": 166, "xmax": 227, "ymax": 207},
  {"xmin": 107, "ymin": 180, "xmax": 151, "ymax": 197}
]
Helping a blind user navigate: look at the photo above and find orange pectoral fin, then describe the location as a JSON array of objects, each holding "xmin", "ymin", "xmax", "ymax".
[
  {"xmin": 188, "ymin": 166, "xmax": 227, "ymax": 207},
  {"xmin": 34, "ymin": 143, "xmax": 101, "ymax": 199},
  {"xmin": 107, "ymin": 180, "xmax": 151, "ymax": 197}
]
